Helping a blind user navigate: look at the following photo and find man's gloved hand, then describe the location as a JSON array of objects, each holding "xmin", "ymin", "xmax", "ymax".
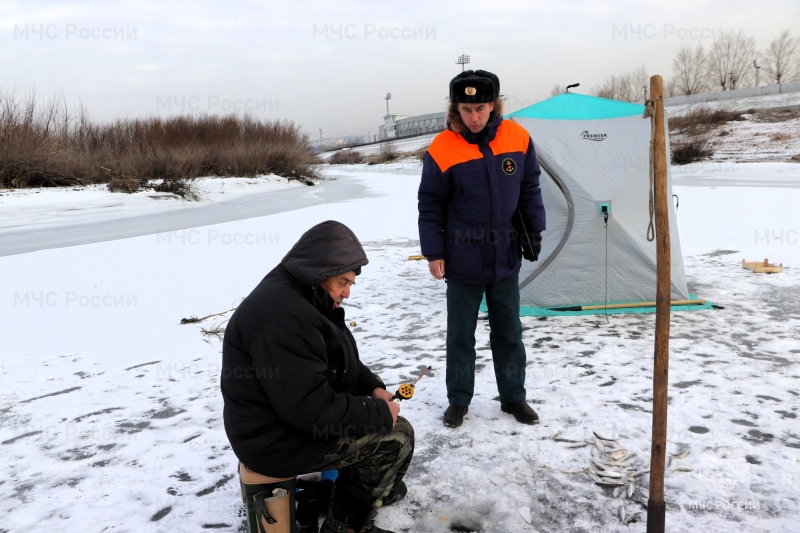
[
  {"xmin": 532, "ymin": 233, "xmax": 542, "ymax": 261},
  {"xmin": 521, "ymin": 232, "xmax": 542, "ymax": 262}
]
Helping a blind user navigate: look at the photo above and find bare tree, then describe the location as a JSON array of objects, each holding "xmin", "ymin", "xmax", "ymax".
[
  {"xmin": 628, "ymin": 66, "xmax": 650, "ymax": 102},
  {"xmin": 594, "ymin": 75, "xmax": 619, "ymax": 100},
  {"xmin": 549, "ymin": 83, "xmax": 564, "ymax": 97},
  {"xmin": 763, "ymin": 29, "xmax": 800, "ymax": 84},
  {"xmin": 672, "ymin": 43, "xmax": 710, "ymax": 95},
  {"xmin": 592, "ymin": 66, "xmax": 649, "ymax": 102},
  {"xmin": 709, "ymin": 29, "xmax": 757, "ymax": 90},
  {"xmin": 663, "ymin": 80, "xmax": 684, "ymax": 98}
]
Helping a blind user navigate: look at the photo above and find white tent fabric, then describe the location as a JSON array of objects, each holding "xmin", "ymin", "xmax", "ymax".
[{"xmin": 508, "ymin": 93, "xmax": 689, "ymax": 310}]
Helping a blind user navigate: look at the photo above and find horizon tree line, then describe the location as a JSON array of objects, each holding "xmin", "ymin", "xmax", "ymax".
[{"xmin": 586, "ymin": 28, "xmax": 799, "ymax": 101}]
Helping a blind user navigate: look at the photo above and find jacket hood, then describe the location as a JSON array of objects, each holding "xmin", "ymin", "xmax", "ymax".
[{"xmin": 281, "ymin": 220, "xmax": 369, "ymax": 288}]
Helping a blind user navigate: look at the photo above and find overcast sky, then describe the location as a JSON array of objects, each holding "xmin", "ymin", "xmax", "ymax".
[{"xmin": 2, "ymin": 0, "xmax": 798, "ymax": 139}]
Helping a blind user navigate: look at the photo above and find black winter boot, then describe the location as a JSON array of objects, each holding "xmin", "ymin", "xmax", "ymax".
[
  {"xmin": 320, "ymin": 492, "xmax": 397, "ymax": 533},
  {"xmin": 443, "ymin": 404, "xmax": 468, "ymax": 428},
  {"xmin": 318, "ymin": 523, "xmax": 396, "ymax": 533},
  {"xmin": 319, "ymin": 507, "xmax": 397, "ymax": 533},
  {"xmin": 501, "ymin": 401, "xmax": 539, "ymax": 424},
  {"xmin": 382, "ymin": 481, "xmax": 407, "ymax": 506}
]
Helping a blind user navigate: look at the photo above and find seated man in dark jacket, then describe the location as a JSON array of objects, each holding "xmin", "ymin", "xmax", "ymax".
[{"xmin": 222, "ymin": 220, "xmax": 413, "ymax": 533}]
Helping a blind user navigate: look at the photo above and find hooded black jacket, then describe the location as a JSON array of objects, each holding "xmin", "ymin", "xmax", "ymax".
[{"xmin": 221, "ymin": 221, "xmax": 391, "ymax": 477}]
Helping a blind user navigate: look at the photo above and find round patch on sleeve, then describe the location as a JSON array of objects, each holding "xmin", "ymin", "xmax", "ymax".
[{"xmin": 502, "ymin": 158, "xmax": 517, "ymax": 175}]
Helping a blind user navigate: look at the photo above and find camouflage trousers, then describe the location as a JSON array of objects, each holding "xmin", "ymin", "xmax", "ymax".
[{"xmin": 304, "ymin": 416, "xmax": 414, "ymax": 509}]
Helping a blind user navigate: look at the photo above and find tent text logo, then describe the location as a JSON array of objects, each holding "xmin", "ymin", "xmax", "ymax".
[{"xmin": 580, "ymin": 131, "xmax": 607, "ymax": 141}]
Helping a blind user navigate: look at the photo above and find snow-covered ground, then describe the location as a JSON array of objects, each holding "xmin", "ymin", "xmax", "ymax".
[
  {"xmin": 1, "ymin": 126, "xmax": 799, "ymax": 531},
  {"xmin": 668, "ymin": 111, "xmax": 800, "ymax": 164},
  {"xmin": 0, "ymin": 175, "xmax": 375, "ymax": 257},
  {"xmin": 666, "ymin": 90, "xmax": 800, "ymax": 118},
  {"xmin": 316, "ymin": 133, "xmax": 435, "ymax": 161},
  {"xmin": 0, "ymin": 175, "xmax": 303, "ymax": 230}
]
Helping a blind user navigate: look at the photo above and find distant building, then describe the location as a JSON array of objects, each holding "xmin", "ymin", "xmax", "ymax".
[
  {"xmin": 380, "ymin": 113, "xmax": 411, "ymax": 140},
  {"xmin": 380, "ymin": 112, "xmax": 446, "ymax": 140}
]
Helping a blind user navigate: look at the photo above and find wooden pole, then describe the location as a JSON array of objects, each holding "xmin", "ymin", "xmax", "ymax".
[{"xmin": 647, "ymin": 75, "xmax": 670, "ymax": 533}]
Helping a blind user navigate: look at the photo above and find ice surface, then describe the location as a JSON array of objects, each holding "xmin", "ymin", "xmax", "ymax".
[{"xmin": 0, "ymin": 126, "xmax": 798, "ymax": 531}]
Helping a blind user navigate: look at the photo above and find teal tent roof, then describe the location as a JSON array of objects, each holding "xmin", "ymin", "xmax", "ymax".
[{"xmin": 507, "ymin": 93, "xmax": 645, "ymax": 120}]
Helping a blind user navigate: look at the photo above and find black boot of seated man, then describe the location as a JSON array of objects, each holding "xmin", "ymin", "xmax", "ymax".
[{"xmin": 319, "ymin": 495, "xmax": 396, "ymax": 533}]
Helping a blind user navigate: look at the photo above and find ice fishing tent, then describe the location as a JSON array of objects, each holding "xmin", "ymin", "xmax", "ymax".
[{"xmin": 507, "ymin": 93, "xmax": 691, "ymax": 314}]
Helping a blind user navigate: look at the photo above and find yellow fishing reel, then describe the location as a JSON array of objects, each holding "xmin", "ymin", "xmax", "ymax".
[
  {"xmin": 391, "ymin": 366, "xmax": 431, "ymax": 403},
  {"xmin": 394, "ymin": 383, "xmax": 415, "ymax": 401}
]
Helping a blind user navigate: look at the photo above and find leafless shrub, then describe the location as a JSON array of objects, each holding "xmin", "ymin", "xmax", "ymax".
[
  {"xmin": 669, "ymin": 107, "xmax": 745, "ymax": 136},
  {"xmin": 377, "ymin": 142, "xmax": 398, "ymax": 162},
  {"xmin": 0, "ymin": 90, "xmax": 317, "ymax": 191},
  {"xmin": 328, "ymin": 149, "xmax": 365, "ymax": 164},
  {"xmin": 107, "ymin": 177, "xmax": 141, "ymax": 193},
  {"xmin": 771, "ymin": 132, "xmax": 792, "ymax": 141},
  {"xmin": 365, "ymin": 142, "xmax": 399, "ymax": 165},
  {"xmin": 410, "ymin": 145, "xmax": 429, "ymax": 161},
  {"xmin": 753, "ymin": 109, "xmax": 800, "ymax": 123},
  {"xmin": 671, "ymin": 134, "xmax": 713, "ymax": 165}
]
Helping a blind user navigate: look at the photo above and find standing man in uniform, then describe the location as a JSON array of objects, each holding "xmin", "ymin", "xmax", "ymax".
[{"xmin": 418, "ymin": 70, "xmax": 546, "ymax": 428}]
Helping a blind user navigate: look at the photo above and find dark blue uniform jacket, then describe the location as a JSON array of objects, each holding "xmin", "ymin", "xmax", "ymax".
[{"xmin": 418, "ymin": 115, "xmax": 546, "ymax": 284}]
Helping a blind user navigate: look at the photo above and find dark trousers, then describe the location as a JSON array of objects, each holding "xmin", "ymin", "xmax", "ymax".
[
  {"xmin": 446, "ymin": 276, "xmax": 527, "ymax": 406},
  {"xmin": 303, "ymin": 417, "xmax": 414, "ymax": 509}
]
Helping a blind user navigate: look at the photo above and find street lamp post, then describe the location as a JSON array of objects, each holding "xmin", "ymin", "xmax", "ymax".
[
  {"xmin": 456, "ymin": 54, "xmax": 470, "ymax": 72},
  {"xmin": 754, "ymin": 60, "xmax": 760, "ymax": 88}
]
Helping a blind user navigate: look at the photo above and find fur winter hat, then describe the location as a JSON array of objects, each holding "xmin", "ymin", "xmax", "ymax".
[{"xmin": 449, "ymin": 70, "xmax": 500, "ymax": 104}]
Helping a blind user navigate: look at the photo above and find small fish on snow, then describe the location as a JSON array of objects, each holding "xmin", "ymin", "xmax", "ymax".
[
  {"xmin": 566, "ymin": 441, "xmax": 590, "ymax": 449},
  {"xmin": 616, "ymin": 451, "xmax": 637, "ymax": 463},
  {"xmin": 597, "ymin": 470, "xmax": 624, "ymax": 479},
  {"xmin": 593, "ymin": 430, "xmax": 619, "ymax": 442},
  {"xmin": 669, "ymin": 447, "xmax": 689, "ymax": 459},
  {"xmin": 610, "ymin": 449, "xmax": 629, "ymax": 461}
]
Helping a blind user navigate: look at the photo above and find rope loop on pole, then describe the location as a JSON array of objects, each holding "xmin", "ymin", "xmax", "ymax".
[{"xmin": 643, "ymin": 98, "xmax": 660, "ymax": 242}]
